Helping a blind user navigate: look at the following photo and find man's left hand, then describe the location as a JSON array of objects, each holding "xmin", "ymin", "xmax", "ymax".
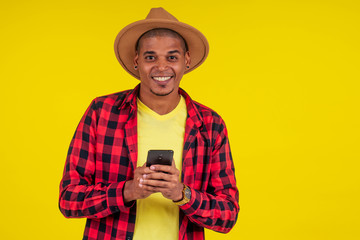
[{"xmin": 139, "ymin": 160, "xmax": 183, "ymax": 201}]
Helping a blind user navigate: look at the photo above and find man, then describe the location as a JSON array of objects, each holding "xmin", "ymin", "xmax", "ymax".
[{"xmin": 59, "ymin": 7, "xmax": 239, "ymax": 240}]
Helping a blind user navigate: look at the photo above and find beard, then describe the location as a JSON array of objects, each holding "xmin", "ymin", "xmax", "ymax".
[{"xmin": 150, "ymin": 88, "xmax": 174, "ymax": 96}]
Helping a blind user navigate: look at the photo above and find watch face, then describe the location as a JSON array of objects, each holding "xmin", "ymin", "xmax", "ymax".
[{"xmin": 184, "ymin": 187, "xmax": 191, "ymax": 199}]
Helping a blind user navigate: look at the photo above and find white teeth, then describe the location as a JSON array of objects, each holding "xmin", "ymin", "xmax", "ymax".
[{"xmin": 153, "ymin": 76, "xmax": 171, "ymax": 81}]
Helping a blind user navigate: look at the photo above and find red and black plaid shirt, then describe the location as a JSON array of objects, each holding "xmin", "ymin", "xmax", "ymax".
[{"xmin": 59, "ymin": 85, "xmax": 239, "ymax": 240}]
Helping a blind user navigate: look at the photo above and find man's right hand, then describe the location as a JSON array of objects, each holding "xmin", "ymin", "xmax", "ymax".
[{"xmin": 123, "ymin": 164, "xmax": 156, "ymax": 203}]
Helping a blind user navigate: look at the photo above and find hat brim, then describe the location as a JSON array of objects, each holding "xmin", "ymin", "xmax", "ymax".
[{"xmin": 114, "ymin": 19, "xmax": 209, "ymax": 80}]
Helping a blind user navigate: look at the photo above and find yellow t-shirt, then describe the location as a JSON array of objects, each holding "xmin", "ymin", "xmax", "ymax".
[{"xmin": 133, "ymin": 96, "xmax": 187, "ymax": 240}]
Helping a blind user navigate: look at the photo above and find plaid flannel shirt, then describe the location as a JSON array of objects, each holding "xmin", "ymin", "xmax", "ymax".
[{"xmin": 59, "ymin": 84, "xmax": 239, "ymax": 240}]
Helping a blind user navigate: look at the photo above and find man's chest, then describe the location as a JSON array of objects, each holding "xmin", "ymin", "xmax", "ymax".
[{"xmin": 93, "ymin": 118, "xmax": 212, "ymax": 192}]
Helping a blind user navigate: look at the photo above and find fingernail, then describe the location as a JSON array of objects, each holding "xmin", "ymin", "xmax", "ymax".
[
  {"xmin": 150, "ymin": 166, "xmax": 155, "ymax": 170},
  {"xmin": 143, "ymin": 174, "xmax": 147, "ymax": 178},
  {"xmin": 139, "ymin": 178, "xmax": 143, "ymax": 183}
]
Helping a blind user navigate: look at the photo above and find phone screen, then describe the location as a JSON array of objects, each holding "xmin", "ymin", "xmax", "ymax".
[{"xmin": 146, "ymin": 150, "xmax": 174, "ymax": 167}]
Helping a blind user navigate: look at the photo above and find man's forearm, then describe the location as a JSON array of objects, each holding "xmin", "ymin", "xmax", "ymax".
[
  {"xmin": 123, "ymin": 180, "xmax": 135, "ymax": 203},
  {"xmin": 59, "ymin": 181, "xmax": 132, "ymax": 219},
  {"xmin": 179, "ymin": 187, "xmax": 239, "ymax": 233}
]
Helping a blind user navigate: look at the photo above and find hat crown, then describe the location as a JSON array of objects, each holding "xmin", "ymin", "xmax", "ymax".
[
  {"xmin": 114, "ymin": 7, "xmax": 209, "ymax": 80},
  {"xmin": 146, "ymin": 7, "xmax": 178, "ymax": 21}
]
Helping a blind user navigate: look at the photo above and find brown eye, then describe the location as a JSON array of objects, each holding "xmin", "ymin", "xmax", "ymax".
[{"xmin": 145, "ymin": 56, "xmax": 155, "ymax": 60}]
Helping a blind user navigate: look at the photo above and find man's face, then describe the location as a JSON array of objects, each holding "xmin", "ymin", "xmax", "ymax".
[{"xmin": 134, "ymin": 36, "xmax": 190, "ymax": 98}]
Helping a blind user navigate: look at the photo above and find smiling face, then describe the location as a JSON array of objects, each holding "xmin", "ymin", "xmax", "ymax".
[{"xmin": 134, "ymin": 35, "xmax": 190, "ymax": 99}]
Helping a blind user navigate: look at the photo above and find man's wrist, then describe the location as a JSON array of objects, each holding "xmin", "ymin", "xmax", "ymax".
[
  {"xmin": 123, "ymin": 180, "xmax": 134, "ymax": 203},
  {"xmin": 173, "ymin": 184, "xmax": 191, "ymax": 206},
  {"xmin": 173, "ymin": 183, "xmax": 184, "ymax": 202}
]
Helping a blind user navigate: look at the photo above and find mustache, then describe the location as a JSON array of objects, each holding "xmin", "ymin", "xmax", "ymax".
[{"xmin": 150, "ymin": 71, "xmax": 174, "ymax": 76}]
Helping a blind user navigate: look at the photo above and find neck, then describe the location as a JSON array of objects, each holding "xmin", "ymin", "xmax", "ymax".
[{"xmin": 138, "ymin": 88, "xmax": 181, "ymax": 115}]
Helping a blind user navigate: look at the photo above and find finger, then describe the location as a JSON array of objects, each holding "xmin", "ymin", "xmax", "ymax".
[
  {"xmin": 141, "ymin": 178, "xmax": 170, "ymax": 188},
  {"xmin": 145, "ymin": 172, "xmax": 175, "ymax": 182},
  {"xmin": 150, "ymin": 164, "xmax": 178, "ymax": 174},
  {"xmin": 139, "ymin": 183, "xmax": 165, "ymax": 192},
  {"xmin": 138, "ymin": 178, "xmax": 158, "ymax": 190},
  {"xmin": 135, "ymin": 166, "xmax": 155, "ymax": 176}
]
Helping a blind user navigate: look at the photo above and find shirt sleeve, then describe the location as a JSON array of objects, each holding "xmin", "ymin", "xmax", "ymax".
[
  {"xmin": 179, "ymin": 118, "xmax": 239, "ymax": 233},
  {"xmin": 59, "ymin": 99, "xmax": 133, "ymax": 219}
]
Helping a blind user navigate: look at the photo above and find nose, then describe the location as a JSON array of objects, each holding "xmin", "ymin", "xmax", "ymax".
[{"xmin": 156, "ymin": 58, "xmax": 168, "ymax": 71}]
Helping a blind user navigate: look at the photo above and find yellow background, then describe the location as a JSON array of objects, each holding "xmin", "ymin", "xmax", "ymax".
[{"xmin": 1, "ymin": 0, "xmax": 359, "ymax": 239}]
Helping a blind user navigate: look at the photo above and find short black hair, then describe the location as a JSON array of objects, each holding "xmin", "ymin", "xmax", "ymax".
[{"xmin": 135, "ymin": 28, "xmax": 188, "ymax": 53}]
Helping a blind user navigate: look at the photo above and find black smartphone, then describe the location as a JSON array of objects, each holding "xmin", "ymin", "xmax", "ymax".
[{"xmin": 146, "ymin": 150, "xmax": 174, "ymax": 167}]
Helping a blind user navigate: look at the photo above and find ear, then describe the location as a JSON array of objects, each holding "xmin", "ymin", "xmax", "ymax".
[
  {"xmin": 134, "ymin": 51, "xmax": 139, "ymax": 67},
  {"xmin": 185, "ymin": 51, "xmax": 191, "ymax": 68}
]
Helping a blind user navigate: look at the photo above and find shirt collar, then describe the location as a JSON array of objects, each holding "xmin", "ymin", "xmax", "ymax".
[
  {"xmin": 117, "ymin": 84, "xmax": 203, "ymax": 128},
  {"xmin": 179, "ymin": 88, "xmax": 204, "ymax": 129},
  {"xmin": 116, "ymin": 84, "xmax": 140, "ymax": 111}
]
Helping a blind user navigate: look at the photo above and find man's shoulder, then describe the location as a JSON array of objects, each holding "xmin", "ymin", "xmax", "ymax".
[
  {"xmin": 192, "ymin": 100, "xmax": 217, "ymax": 114},
  {"xmin": 91, "ymin": 89, "xmax": 133, "ymax": 109},
  {"xmin": 191, "ymin": 100, "xmax": 223, "ymax": 124},
  {"xmin": 180, "ymin": 88, "xmax": 222, "ymax": 124}
]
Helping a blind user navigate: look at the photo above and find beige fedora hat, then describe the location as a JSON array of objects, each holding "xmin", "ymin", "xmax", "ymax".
[{"xmin": 114, "ymin": 7, "xmax": 209, "ymax": 80}]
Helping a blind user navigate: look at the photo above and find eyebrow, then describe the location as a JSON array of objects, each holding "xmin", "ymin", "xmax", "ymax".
[
  {"xmin": 168, "ymin": 50, "xmax": 181, "ymax": 54},
  {"xmin": 142, "ymin": 50, "xmax": 181, "ymax": 56},
  {"xmin": 143, "ymin": 51, "xmax": 156, "ymax": 55}
]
